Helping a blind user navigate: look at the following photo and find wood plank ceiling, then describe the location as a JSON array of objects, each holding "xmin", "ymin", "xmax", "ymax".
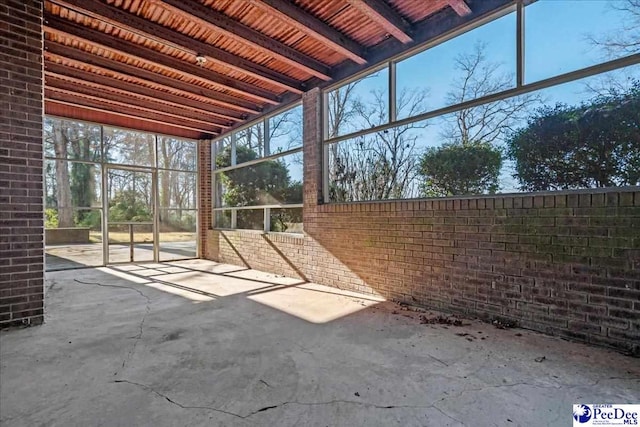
[{"xmin": 43, "ymin": 0, "xmax": 509, "ymax": 140}]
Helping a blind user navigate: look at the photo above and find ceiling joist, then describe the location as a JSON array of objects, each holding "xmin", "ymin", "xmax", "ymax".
[
  {"xmin": 46, "ymin": 77, "xmax": 227, "ymax": 129},
  {"xmin": 46, "ymin": 90, "xmax": 220, "ymax": 136},
  {"xmin": 46, "ymin": 86, "xmax": 223, "ymax": 132},
  {"xmin": 149, "ymin": 0, "xmax": 332, "ymax": 81},
  {"xmin": 45, "ymin": 70, "xmax": 235, "ymax": 127},
  {"xmin": 45, "ymin": 1, "xmax": 304, "ymax": 94},
  {"xmin": 45, "ymin": 101, "xmax": 206, "ymax": 140},
  {"xmin": 44, "ymin": 61, "xmax": 244, "ymax": 122},
  {"xmin": 447, "ymin": 0, "xmax": 473, "ymax": 16},
  {"xmin": 43, "ymin": 15, "xmax": 283, "ymax": 105},
  {"xmin": 244, "ymin": 0, "xmax": 368, "ymax": 65},
  {"xmin": 44, "ymin": 42, "xmax": 264, "ymax": 114},
  {"xmin": 346, "ymin": 0, "xmax": 413, "ymax": 43}
]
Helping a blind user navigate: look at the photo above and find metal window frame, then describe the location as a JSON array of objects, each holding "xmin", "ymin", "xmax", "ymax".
[
  {"xmin": 324, "ymin": 53, "xmax": 640, "ymax": 148},
  {"xmin": 211, "ymin": 103, "xmax": 305, "ymax": 231},
  {"xmin": 213, "ymin": 204, "xmax": 304, "ymax": 234},
  {"xmin": 213, "ymin": 146, "xmax": 303, "ymax": 174},
  {"xmin": 320, "ymin": 0, "xmax": 640, "ymax": 204},
  {"xmin": 44, "ymin": 118, "xmax": 200, "ymax": 268},
  {"xmin": 210, "ymin": 101, "xmax": 303, "ymax": 145},
  {"xmin": 516, "ymin": 0, "xmax": 525, "ymax": 87}
]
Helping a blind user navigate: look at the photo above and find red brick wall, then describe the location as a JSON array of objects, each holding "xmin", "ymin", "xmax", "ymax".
[
  {"xmin": 205, "ymin": 89, "xmax": 640, "ymax": 355},
  {"xmin": 0, "ymin": 0, "xmax": 44, "ymax": 327}
]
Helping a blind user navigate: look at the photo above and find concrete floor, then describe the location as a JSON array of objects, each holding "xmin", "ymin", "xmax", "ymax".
[
  {"xmin": 45, "ymin": 241, "xmax": 197, "ymax": 270},
  {"xmin": 1, "ymin": 260, "xmax": 638, "ymax": 427}
]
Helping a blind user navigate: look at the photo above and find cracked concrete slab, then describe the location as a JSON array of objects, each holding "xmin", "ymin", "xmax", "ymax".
[{"xmin": 1, "ymin": 260, "xmax": 638, "ymax": 427}]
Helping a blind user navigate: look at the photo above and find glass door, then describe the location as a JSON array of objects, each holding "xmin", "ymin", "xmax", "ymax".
[{"xmin": 105, "ymin": 167, "xmax": 157, "ymax": 264}]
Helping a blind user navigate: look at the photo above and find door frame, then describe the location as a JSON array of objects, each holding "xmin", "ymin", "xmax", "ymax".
[{"xmin": 103, "ymin": 164, "xmax": 159, "ymax": 265}]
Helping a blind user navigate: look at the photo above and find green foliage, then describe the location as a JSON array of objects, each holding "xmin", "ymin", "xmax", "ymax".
[
  {"xmin": 45, "ymin": 208, "xmax": 59, "ymax": 229},
  {"xmin": 270, "ymin": 208, "xmax": 303, "ymax": 233},
  {"xmin": 216, "ymin": 146, "xmax": 302, "ymax": 206},
  {"xmin": 216, "ymin": 145, "xmax": 302, "ymax": 230},
  {"xmin": 76, "ymin": 210, "xmax": 101, "ymax": 230},
  {"xmin": 160, "ymin": 210, "xmax": 196, "ymax": 232},
  {"xmin": 108, "ymin": 190, "xmax": 152, "ymax": 222},
  {"xmin": 507, "ymin": 83, "xmax": 640, "ymax": 191},
  {"xmin": 418, "ymin": 141, "xmax": 503, "ymax": 197}
]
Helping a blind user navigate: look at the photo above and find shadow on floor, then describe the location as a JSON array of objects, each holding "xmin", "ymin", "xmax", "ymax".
[{"xmin": 1, "ymin": 260, "xmax": 638, "ymax": 427}]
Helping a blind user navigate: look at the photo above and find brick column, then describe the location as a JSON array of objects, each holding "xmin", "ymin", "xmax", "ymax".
[
  {"xmin": 198, "ymin": 140, "xmax": 212, "ymax": 258},
  {"xmin": 0, "ymin": 0, "xmax": 45, "ymax": 326},
  {"xmin": 302, "ymin": 88, "xmax": 323, "ymax": 231}
]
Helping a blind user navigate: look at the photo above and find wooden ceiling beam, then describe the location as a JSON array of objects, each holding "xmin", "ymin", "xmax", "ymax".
[
  {"xmin": 446, "ymin": 0, "xmax": 473, "ymax": 16},
  {"xmin": 44, "ymin": 61, "xmax": 242, "ymax": 123},
  {"xmin": 45, "ymin": 88, "xmax": 220, "ymax": 135},
  {"xmin": 43, "ymin": 15, "xmax": 292, "ymax": 104},
  {"xmin": 244, "ymin": 0, "xmax": 367, "ymax": 65},
  {"xmin": 46, "ymin": 86, "xmax": 222, "ymax": 131},
  {"xmin": 45, "ymin": 72, "xmax": 233, "ymax": 128},
  {"xmin": 149, "ymin": 0, "xmax": 331, "ymax": 81},
  {"xmin": 47, "ymin": 0, "xmax": 304, "ymax": 94},
  {"xmin": 44, "ymin": 42, "xmax": 264, "ymax": 113},
  {"xmin": 46, "ymin": 101, "xmax": 207, "ymax": 140},
  {"xmin": 346, "ymin": 0, "xmax": 412, "ymax": 43}
]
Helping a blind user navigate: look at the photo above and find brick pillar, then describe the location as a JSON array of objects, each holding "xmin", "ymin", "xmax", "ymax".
[
  {"xmin": 302, "ymin": 88, "xmax": 322, "ymax": 231},
  {"xmin": 198, "ymin": 140, "xmax": 212, "ymax": 258},
  {"xmin": 0, "ymin": 0, "xmax": 45, "ymax": 326}
]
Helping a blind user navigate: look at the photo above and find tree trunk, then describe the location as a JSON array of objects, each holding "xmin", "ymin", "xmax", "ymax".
[
  {"xmin": 160, "ymin": 143, "xmax": 171, "ymax": 210},
  {"xmin": 53, "ymin": 124, "xmax": 74, "ymax": 227}
]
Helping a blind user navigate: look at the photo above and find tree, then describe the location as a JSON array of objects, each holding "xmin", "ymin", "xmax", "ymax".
[
  {"xmin": 419, "ymin": 142, "xmax": 502, "ymax": 197},
  {"xmin": 589, "ymin": 0, "xmax": 640, "ymax": 58},
  {"xmin": 215, "ymin": 145, "xmax": 302, "ymax": 230},
  {"xmin": 418, "ymin": 43, "xmax": 542, "ymax": 196},
  {"xmin": 46, "ymin": 119, "xmax": 101, "ymax": 227},
  {"xmin": 52, "ymin": 123, "xmax": 73, "ymax": 227},
  {"xmin": 327, "ymin": 78, "xmax": 429, "ymax": 202},
  {"xmin": 507, "ymin": 83, "xmax": 640, "ymax": 191},
  {"xmin": 108, "ymin": 189, "xmax": 153, "ymax": 223},
  {"xmin": 586, "ymin": 0, "xmax": 640, "ymax": 96}
]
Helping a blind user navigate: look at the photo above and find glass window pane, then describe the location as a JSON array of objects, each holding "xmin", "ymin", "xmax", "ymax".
[
  {"xmin": 159, "ymin": 209, "xmax": 197, "ymax": 261},
  {"xmin": 395, "ymin": 12, "xmax": 516, "ymax": 120},
  {"xmin": 506, "ymin": 64, "xmax": 640, "ymax": 192},
  {"xmin": 237, "ymin": 209, "xmax": 264, "ymax": 230},
  {"xmin": 45, "ymin": 208, "xmax": 103, "ymax": 271},
  {"xmin": 328, "ymin": 63, "xmax": 640, "ymax": 201},
  {"xmin": 158, "ymin": 171, "xmax": 197, "ymax": 210},
  {"xmin": 44, "ymin": 118, "xmax": 101, "ymax": 161},
  {"xmin": 235, "ymin": 122, "xmax": 266, "ymax": 163},
  {"xmin": 525, "ymin": 0, "xmax": 638, "ymax": 84},
  {"xmin": 103, "ymin": 127, "xmax": 155, "ymax": 166},
  {"xmin": 107, "ymin": 169, "xmax": 154, "ymax": 222},
  {"xmin": 215, "ymin": 152, "xmax": 303, "ymax": 207},
  {"xmin": 213, "ymin": 136, "xmax": 232, "ymax": 169},
  {"xmin": 157, "ymin": 137, "xmax": 197, "ymax": 171},
  {"xmin": 45, "ymin": 160, "xmax": 102, "ymax": 210},
  {"xmin": 270, "ymin": 208, "xmax": 302, "ymax": 234},
  {"xmin": 327, "ymin": 67, "xmax": 389, "ymax": 138},
  {"xmin": 327, "ymin": 120, "xmax": 429, "ymax": 202},
  {"xmin": 107, "ymin": 223, "xmax": 154, "ymax": 263},
  {"xmin": 269, "ymin": 105, "xmax": 303, "ymax": 153},
  {"xmin": 214, "ymin": 210, "xmax": 232, "ymax": 229}
]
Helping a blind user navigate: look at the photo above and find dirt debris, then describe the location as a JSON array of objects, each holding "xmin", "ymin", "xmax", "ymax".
[{"xmin": 419, "ymin": 314, "xmax": 470, "ymax": 327}]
